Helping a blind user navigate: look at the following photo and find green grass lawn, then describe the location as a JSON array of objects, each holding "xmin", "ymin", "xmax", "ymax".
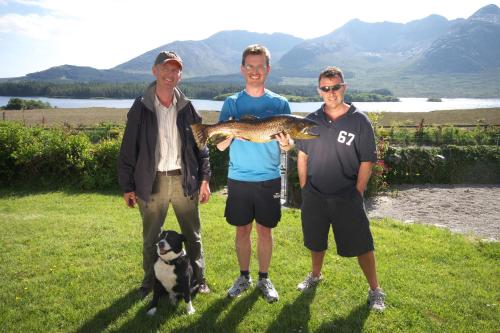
[{"xmin": 0, "ymin": 189, "xmax": 498, "ymax": 332}]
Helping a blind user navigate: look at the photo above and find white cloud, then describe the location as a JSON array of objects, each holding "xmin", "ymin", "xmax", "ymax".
[{"xmin": 0, "ymin": 13, "xmax": 75, "ymax": 39}]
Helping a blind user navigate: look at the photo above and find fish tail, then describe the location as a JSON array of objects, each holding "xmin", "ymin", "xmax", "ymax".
[{"xmin": 190, "ymin": 123, "xmax": 209, "ymax": 149}]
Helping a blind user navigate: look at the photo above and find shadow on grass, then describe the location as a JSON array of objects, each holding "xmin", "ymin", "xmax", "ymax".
[
  {"xmin": 265, "ymin": 288, "xmax": 317, "ymax": 333},
  {"xmin": 76, "ymin": 289, "xmax": 140, "ymax": 333},
  {"xmin": 108, "ymin": 297, "xmax": 177, "ymax": 333},
  {"xmin": 314, "ymin": 302, "xmax": 370, "ymax": 333},
  {"xmin": 172, "ymin": 289, "xmax": 260, "ymax": 333}
]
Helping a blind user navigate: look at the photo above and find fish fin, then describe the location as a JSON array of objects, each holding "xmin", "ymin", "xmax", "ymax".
[
  {"xmin": 210, "ymin": 134, "xmax": 231, "ymax": 145},
  {"xmin": 190, "ymin": 123, "xmax": 208, "ymax": 149},
  {"xmin": 240, "ymin": 114, "xmax": 259, "ymax": 121},
  {"xmin": 269, "ymin": 130, "xmax": 286, "ymax": 140}
]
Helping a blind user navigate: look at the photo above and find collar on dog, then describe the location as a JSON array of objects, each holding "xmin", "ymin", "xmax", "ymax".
[{"xmin": 159, "ymin": 249, "xmax": 185, "ymax": 265}]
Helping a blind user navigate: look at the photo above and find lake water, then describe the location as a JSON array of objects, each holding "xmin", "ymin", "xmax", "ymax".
[{"xmin": 1, "ymin": 96, "xmax": 500, "ymax": 113}]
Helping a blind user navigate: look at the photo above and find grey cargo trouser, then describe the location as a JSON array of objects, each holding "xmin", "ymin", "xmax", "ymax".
[{"xmin": 137, "ymin": 173, "xmax": 205, "ymax": 288}]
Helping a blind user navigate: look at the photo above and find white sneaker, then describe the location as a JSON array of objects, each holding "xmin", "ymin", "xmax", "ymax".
[
  {"xmin": 257, "ymin": 278, "xmax": 279, "ymax": 303},
  {"xmin": 227, "ymin": 275, "xmax": 252, "ymax": 298},
  {"xmin": 297, "ymin": 272, "xmax": 323, "ymax": 292},
  {"xmin": 368, "ymin": 287, "xmax": 386, "ymax": 311}
]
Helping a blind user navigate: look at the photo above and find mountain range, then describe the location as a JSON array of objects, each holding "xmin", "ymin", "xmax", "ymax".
[{"xmin": 7, "ymin": 4, "xmax": 500, "ymax": 97}]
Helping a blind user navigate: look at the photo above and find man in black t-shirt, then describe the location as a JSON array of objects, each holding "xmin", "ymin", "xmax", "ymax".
[{"xmin": 295, "ymin": 66, "xmax": 386, "ymax": 311}]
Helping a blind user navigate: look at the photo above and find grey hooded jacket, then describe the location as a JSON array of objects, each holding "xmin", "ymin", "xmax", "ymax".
[{"xmin": 117, "ymin": 82, "xmax": 211, "ymax": 202}]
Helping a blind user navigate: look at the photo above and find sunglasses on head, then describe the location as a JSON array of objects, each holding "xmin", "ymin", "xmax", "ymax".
[{"xmin": 319, "ymin": 83, "xmax": 345, "ymax": 92}]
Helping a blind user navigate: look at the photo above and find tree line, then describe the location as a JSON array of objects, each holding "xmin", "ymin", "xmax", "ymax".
[{"xmin": 0, "ymin": 81, "xmax": 398, "ymax": 102}]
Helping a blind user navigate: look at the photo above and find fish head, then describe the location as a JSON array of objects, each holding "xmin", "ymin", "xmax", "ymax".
[{"xmin": 285, "ymin": 117, "xmax": 319, "ymax": 140}]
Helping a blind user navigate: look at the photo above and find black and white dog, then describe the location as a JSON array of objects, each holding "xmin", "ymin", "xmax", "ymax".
[{"xmin": 146, "ymin": 230, "xmax": 199, "ymax": 316}]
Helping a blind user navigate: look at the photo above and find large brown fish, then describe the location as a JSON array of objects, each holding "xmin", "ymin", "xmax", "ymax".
[{"xmin": 190, "ymin": 114, "xmax": 318, "ymax": 149}]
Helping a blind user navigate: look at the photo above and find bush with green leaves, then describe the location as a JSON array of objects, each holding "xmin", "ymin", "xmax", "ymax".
[
  {"xmin": 0, "ymin": 122, "xmax": 25, "ymax": 184},
  {"xmin": 384, "ymin": 145, "xmax": 500, "ymax": 184},
  {"xmin": 442, "ymin": 145, "xmax": 500, "ymax": 183},
  {"xmin": 376, "ymin": 124, "xmax": 499, "ymax": 146},
  {"xmin": 6, "ymin": 124, "xmax": 91, "ymax": 186},
  {"xmin": 2, "ymin": 97, "xmax": 52, "ymax": 110},
  {"xmin": 1, "ymin": 122, "xmax": 498, "ymax": 195},
  {"xmin": 82, "ymin": 139, "xmax": 121, "ymax": 190}
]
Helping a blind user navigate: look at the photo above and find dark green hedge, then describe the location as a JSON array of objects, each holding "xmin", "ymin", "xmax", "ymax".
[
  {"xmin": 0, "ymin": 122, "xmax": 114, "ymax": 189},
  {"xmin": 377, "ymin": 125, "xmax": 499, "ymax": 146},
  {"xmin": 1, "ymin": 122, "xmax": 498, "ymax": 199},
  {"xmin": 0, "ymin": 122, "xmax": 229, "ymax": 191},
  {"xmin": 384, "ymin": 145, "xmax": 500, "ymax": 184}
]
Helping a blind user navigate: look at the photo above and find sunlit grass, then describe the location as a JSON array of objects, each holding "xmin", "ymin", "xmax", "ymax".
[{"xmin": 0, "ymin": 189, "xmax": 498, "ymax": 332}]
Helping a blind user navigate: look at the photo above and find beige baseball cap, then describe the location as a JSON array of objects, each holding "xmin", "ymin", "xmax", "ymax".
[{"xmin": 154, "ymin": 51, "xmax": 183, "ymax": 69}]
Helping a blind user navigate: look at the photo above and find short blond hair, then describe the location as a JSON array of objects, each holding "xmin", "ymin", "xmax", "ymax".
[{"xmin": 241, "ymin": 44, "xmax": 271, "ymax": 66}]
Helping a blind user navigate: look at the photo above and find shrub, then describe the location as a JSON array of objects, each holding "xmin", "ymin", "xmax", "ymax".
[
  {"xmin": 82, "ymin": 139, "xmax": 121, "ymax": 190},
  {"xmin": 384, "ymin": 145, "xmax": 500, "ymax": 184},
  {"xmin": 366, "ymin": 137, "xmax": 389, "ymax": 197},
  {"xmin": 376, "ymin": 124, "xmax": 500, "ymax": 146},
  {"xmin": 3, "ymin": 97, "xmax": 52, "ymax": 110},
  {"xmin": 11, "ymin": 125, "xmax": 91, "ymax": 186},
  {"xmin": 442, "ymin": 145, "xmax": 500, "ymax": 183},
  {"xmin": 0, "ymin": 122, "xmax": 25, "ymax": 184},
  {"xmin": 0, "ymin": 122, "xmax": 91, "ymax": 187},
  {"xmin": 1, "ymin": 122, "xmax": 498, "ymax": 196},
  {"xmin": 384, "ymin": 146, "xmax": 447, "ymax": 184}
]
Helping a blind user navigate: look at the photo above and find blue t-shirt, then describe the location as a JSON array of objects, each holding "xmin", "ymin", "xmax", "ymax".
[{"xmin": 219, "ymin": 89, "xmax": 291, "ymax": 181}]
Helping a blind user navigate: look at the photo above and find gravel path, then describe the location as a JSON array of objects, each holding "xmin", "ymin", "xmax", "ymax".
[{"xmin": 365, "ymin": 184, "xmax": 500, "ymax": 241}]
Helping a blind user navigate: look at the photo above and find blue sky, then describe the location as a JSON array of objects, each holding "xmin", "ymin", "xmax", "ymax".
[{"xmin": 0, "ymin": 0, "xmax": 498, "ymax": 78}]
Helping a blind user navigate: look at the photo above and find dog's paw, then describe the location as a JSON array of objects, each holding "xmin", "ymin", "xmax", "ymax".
[
  {"xmin": 186, "ymin": 302, "xmax": 195, "ymax": 315},
  {"xmin": 146, "ymin": 307, "xmax": 157, "ymax": 316}
]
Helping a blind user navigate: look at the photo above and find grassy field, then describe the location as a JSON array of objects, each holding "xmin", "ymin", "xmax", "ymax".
[
  {"xmin": 0, "ymin": 189, "xmax": 498, "ymax": 333},
  {"xmin": 2, "ymin": 107, "xmax": 500, "ymax": 127}
]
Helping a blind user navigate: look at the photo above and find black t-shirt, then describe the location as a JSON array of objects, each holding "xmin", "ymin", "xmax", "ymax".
[{"xmin": 296, "ymin": 104, "xmax": 377, "ymax": 195}]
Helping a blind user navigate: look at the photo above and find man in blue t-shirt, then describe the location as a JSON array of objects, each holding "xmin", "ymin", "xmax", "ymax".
[
  {"xmin": 295, "ymin": 66, "xmax": 386, "ymax": 311},
  {"xmin": 217, "ymin": 44, "xmax": 293, "ymax": 303}
]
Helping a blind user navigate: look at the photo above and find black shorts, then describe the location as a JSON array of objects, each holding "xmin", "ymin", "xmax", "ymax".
[
  {"xmin": 225, "ymin": 178, "xmax": 282, "ymax": 228},
  {"xmin": 301, "ymin": 183, "xmax": 374, "ymax": 257}
]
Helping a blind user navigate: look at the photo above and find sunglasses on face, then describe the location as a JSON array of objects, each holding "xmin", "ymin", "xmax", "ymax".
[{"xmin": 318, "ymin": 83, "xmax": 345, "ymax": 92}]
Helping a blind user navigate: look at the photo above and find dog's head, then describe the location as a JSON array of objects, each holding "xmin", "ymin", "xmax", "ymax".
[{"xmin": 156, "ymin": 230, "xmax": 187, "ymax": 261}]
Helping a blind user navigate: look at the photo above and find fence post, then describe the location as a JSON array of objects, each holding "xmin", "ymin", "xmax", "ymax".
[{"xmin": 280, "ymin": 151, "xmax": 288, "ymax": 206}]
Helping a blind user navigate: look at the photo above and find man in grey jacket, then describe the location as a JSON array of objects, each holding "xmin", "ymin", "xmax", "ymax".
[{"xmin": 118, "ymin": 51, "xmax": 211, "ymax": 298}]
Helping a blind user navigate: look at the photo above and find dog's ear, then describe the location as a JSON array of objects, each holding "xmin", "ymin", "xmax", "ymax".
[{"xmin": 180, "ymin": 234, "xmax": 187, "ymax": 243}]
